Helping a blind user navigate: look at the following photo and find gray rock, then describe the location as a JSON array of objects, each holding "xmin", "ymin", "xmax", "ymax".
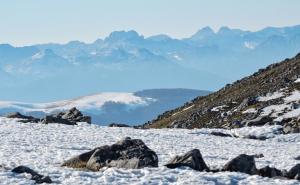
[
  {"xmin": 258, "ymin": 166, "xmax": 283, "ymax": 178},
  {"xmin": 245, "ymin": 116, "xmax": 273, "ymax": 127},
  {"xmin": 237, "ymin": 97, "xmax": 258, "ymax": 111},
  {"xmin": 222, "ymin": 154, "xmax": 258, "ymax": 175},
  {"xmin": 61, "ymin": 149, "xmax": 97, "ymax": 168},
  {"xmin": 41, "ymin": 115, "xmax": 76, "ymax": 125},
  {"xmin": 295, "ymin": 156, "xmax": 300, "ymax": 160},
  {"xmin": 165, "ymin": 149, "xmax": 209, "ymax": 171},
  {"xmin": 57, "ymin": 107, "xmax": 91, "ymax": 124},
  {"xmin": 62, "ymin": 137, "xmax": 158, "ymax": 171},
  {"xmin": 12, "ymin": 166, "xmax": 52, "ymax": 184}
]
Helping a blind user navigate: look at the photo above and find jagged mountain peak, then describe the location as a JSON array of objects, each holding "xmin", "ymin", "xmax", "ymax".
[
  {"xmin": 189, "ymin": 26, "xmax": 215, "ymax": 41},
  {"xmin": 105, "ymin": 30, "xmax": 144, "ymax": 42}
]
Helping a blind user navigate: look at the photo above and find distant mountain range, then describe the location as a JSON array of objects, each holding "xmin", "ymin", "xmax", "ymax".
[
  {"xmin": 0, "ymin": 88, "xmax": 210, "ymax": 125},
  {"xmin": 1, "ymin": 25, "xmax": 300, "ymax": 101}
]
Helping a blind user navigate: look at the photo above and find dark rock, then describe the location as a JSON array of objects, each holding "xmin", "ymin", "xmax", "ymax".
[
  {"xmin": 41, "ymin": 115, "xmax": 76, "ymax": 125},
  {"xmin": 283, "ymin": 123, "xmax": 300, "ymax": 134},
  {"xmin": 246, "ymin": 116, "xmax": 273, "ymax": 127},
  {"xmin": 108, "ymin": 123, "xmax": 131, "ymax": 128},
  {"xmin": 258, "ymin": 166, "xmax": 283, "ymax": 178},
  {"xmin": 222, "ymin": 154, "xmax": 258, "ymax": 175},
  {"xmin": 12, "ymin": 166, "xmax": 52, "ymax": 184},
  {"xmin": 210, "ymin": 131, "xmax": 232, "ymax": 137},
  {"xmin": 253, "ymin": 153, "xmax": 264, "ymax": 158},
  {"xmin": 5, "ymin": 112, "xmax": 40, "ymax": 123},
  {"xmin": 237, "ymin": 97, "xmax": 258, "ymax": 111},
  {"xmin": 245, "ymin": 135, "xmax": 267, "ymax": 140},
  {"xmin": 165, "ymin": 149, "xmax": 209, "ymax": 171},
  {"xmin": 286, "ymin": 164, "xmax": 300, "ymax": 180},
  {"xmin": 295, "ymin": 156, "xmax": 300, "ymax": 160},
  {"xmin": 62, "ymin": 137, "xmax": 158, "ymax": 171}
]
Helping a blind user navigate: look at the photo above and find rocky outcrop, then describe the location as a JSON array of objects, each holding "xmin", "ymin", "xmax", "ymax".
[
  {"xmin": 5, "ymin": 112, "xmax": 40, "ymax": 123},
  {"xmin": 41, "ymin": 107, "xmax": 91, "ymax": 125},
  {"xmin": 222, "ymin": 154, "xmax": 258, "ymax": 175},
  {"xmin": 62, "ymin": 137, "xmax": 158, "ymax": 171},
  {"xmin": 165, "ymin": 149, "xmax": 209, "ymax": 171},
  {"xmin": 12, "ymin": 166, "xmax": 52, "ymax": 184},
  {"xmin": 55, "ymin": 107, "xmax": 91, "ymax": 124}
]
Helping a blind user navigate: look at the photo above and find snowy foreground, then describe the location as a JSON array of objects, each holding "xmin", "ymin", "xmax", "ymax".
[{"xmin": 0, "ymin": 118, "xmax": 300, "ymax": 185}]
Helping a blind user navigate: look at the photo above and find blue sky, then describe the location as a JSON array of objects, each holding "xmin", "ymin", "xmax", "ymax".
[{"xmin": 1, "ymin": 0, "xmax": 300, "ymax": 46}]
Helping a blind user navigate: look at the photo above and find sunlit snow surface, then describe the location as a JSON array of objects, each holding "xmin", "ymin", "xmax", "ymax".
[{"xmin": 0, "ymin": 117, "xmax": 300, "ymax": 185}]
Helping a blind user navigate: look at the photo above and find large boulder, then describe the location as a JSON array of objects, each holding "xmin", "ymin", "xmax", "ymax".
[
  {"xmin": 62, "ymin": 137, "xmax": 158, "ymax": 171},
  {"xmin": 165, "ymin": 149, "xmax": 209, "ymax": 171},
  {"xmin": 286, "ymin": 164, "xmax": 300, "ymax": 180},
  {"xmin": 5, "ymin": 112, "xmax": 40, "ymax": 123},
  {"xmin": 12, "ymin": 166, "xmax": 52, "ymax": 184},
  {"xmin": 222, "ymin": 154, "xmax": 258, "ymax": 175},
  {"xmin": 258, "ymin": 166, "xmax": 283, "ymax": 178}
]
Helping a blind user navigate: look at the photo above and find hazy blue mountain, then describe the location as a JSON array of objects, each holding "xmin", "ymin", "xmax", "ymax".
[
  {"xmin": 0, "ymin": 89, "xmax": 210, "ymax": 125},
  {"xmin": 1, "ymin": 25, "xmax": 300, "ymax": 102}
]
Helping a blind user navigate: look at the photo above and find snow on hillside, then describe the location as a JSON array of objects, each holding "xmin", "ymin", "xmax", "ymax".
[
  {"xmin": 258, "ymin": 90, "xmax": 300, "ymax": 122},
  {"xmin": 0, "ymin": 117, "xmax": 300, "ymax": 184},
  {"xmin": 0, "ymin": 93, "xmax": 154, "ymax": 113}
]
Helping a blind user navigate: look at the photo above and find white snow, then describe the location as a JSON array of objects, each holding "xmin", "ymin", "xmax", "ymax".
[
  {"xmin": 258, "ymin": 91, "xmax": 284, "ymax": 102},
  {"xmin": 211, "ymin": 105, "xmax": 228, "ymax": 112},
  {"xmin": 173, "ymin": 55, "xmax": 182, "ymax": 61},
  {"xmin": 242, "ymin": 108, "xmax": 257, "ymax": 114},
  {"xmin": 0, "ymin": 93, "xmax": 155, "ymax": 114},
  {"xmin": 0, "ymin": 117, "xmax": 299, "ymax": 184},
  {"xmin": 294, "ymin": 78, "xmax": 300, "ymax": 83},
  {"xmin": 244, "ymin": 42, "xmax": 257, "ymax": 50},
  {"xmin": 31, "ymin": 52, "xmax": 44, "ymax": 60}
]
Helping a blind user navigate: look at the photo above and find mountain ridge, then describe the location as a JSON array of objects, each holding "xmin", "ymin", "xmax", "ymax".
[{"xmin": 144, "ymin": 53, "xmax": 300, "ymax": 131}]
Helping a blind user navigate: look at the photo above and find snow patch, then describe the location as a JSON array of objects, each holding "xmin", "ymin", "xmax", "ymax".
[{"xmin": 258, "ymin": 91, "xmax": 284, "ymax": 102}]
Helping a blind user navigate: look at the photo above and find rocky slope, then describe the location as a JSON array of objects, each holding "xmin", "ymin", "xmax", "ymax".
[{"xmin": 144, "ymin": 53, "xmax": 300, "ymax": 133}]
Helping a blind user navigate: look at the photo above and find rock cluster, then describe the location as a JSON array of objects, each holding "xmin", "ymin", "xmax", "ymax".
[
  {"xmin": 165, "ymin": 151, "xmax": 300, "ymax": 181},
  {"xmin": 5, "ymin": 107, "xmax": 91, "ymax": 125}
]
